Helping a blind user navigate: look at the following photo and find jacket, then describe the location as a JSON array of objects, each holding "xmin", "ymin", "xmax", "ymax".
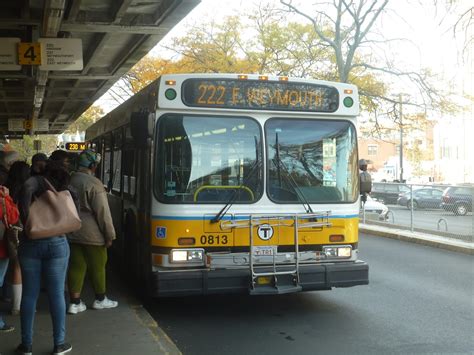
[
  {"xmin": 0, "ymin": 186, "xmax": 20, "ymax": 258},
  {"xmin": 68, "ymin": 171, "xmax": 116, "ymax": 246}
]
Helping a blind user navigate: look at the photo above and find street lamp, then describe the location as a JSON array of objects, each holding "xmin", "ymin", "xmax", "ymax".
[{"xmin": 399, "ymin": 94, "xmax": 403, "ymax": 183}]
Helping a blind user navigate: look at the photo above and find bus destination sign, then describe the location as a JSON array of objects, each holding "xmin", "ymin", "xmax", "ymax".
[
  {"xmin": 181, "ymin": 78, "xmax": 339, "ymax": 112},
  {"xmin": 65, "ymin": 142, "xmax": 86, "ymax": 151}
]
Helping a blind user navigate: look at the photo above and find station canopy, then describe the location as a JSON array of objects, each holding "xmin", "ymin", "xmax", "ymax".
[{"xmin": 0, "ymin": 0, "xmax": 200, "ymax": 137}]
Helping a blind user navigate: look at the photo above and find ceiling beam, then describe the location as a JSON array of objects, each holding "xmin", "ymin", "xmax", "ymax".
[
  {"xmin": 111, "ymin": 0, "xmax": 134, "ymax": 24},
  {"xmin": 60, "ymin": 22, "xmax": 170, "ymax": 35},
  {"xmin": 65, "ymin": 0, "xmax": 82, "ymax": 21},
  {"xmin": 81, "ymin": 32, "xmax": 111, "ymax": 75}
]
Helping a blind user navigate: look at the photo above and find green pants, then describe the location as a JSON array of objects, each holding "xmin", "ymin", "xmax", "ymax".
[{"xmin": 68, "ymin": 243, "xmax": 107, "ymax": 294}]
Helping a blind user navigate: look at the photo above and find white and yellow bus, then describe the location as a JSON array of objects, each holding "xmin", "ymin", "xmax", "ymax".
[{"xmin": 86, "ymin": 73, "xmax": 369, "ymax": 297}]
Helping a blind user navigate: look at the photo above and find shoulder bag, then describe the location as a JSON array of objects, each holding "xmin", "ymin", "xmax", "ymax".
[{"xmin": 25, "ymin": 178, "xmax": 81, "ymax": 239}]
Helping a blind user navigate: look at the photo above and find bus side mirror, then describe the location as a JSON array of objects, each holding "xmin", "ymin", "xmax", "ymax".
[{"xmin": 131, "ymin": 111, "xmax": 154, "ymax": 144}]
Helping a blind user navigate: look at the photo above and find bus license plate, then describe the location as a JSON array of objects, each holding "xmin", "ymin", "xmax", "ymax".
[{"xmin": 253, "ymin": 246, "xmax": 274, "ymax": 256}]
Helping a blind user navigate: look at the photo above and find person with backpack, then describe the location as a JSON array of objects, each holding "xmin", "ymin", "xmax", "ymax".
[{"xmin": 0, "ymin": 186, "xmax": 20, "ymax": 333}]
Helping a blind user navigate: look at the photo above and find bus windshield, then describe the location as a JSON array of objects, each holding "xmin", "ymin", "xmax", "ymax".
[
  {"xmin": 155, "ymin": 114, "xmax": 263, "ymax": 203},
  {"xmin": 266, "ymin": 118, "xmax": 358, "ymax": 203}
]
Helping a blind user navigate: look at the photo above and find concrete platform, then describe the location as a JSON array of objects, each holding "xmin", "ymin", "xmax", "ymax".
[
  {"xmin": 360, "ymin": 223, "xmax": 474, "ymax": 255},
  {"xmin": 0, "ymin": 270, "xmax": 180, "ymax": 355}
]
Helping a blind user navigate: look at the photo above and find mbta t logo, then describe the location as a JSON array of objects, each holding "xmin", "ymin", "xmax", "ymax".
[{"xmin": 257, "ymin": 224, "xmax": 274, "ymax": 241}]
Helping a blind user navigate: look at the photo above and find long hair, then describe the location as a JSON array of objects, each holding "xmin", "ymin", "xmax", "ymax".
[
  {"xmin": 44, "ymin": 160, "xmax": 70, "ymax": 191},
  {"xmin": 6, "ymin": 161, "xmax": 30, "ymax": 203}
]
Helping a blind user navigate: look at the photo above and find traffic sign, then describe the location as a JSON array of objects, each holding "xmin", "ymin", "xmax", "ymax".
[
  {"xmin": 8, "ymin": 119, "xmax": 24, "ymax": 132},
  {"xmin": 33, "ymin": 119, "xmax": 49, "ymax": 131},
  {"xmin": 18, "ymin": 42, "xmax": 42, "ymax": 65},
  {"xmin": 24, "ymin": 119, "xmax": 33, "ymax": 129},
  {"xmin": 65, "ymin": 142, "xmax": 86, "ymax": 151},
  {"xmin": 0, "ymin": 38, "xmax": 21, "ymax": 70},
  {"xmin": 39, "ymin": 38, "xmax": 83, "ymax": 70}
]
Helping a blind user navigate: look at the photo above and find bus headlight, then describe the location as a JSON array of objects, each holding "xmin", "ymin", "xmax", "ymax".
[
  {"xmin": 170, "ymin": 249, "xmax": 205, "ymax": 264},
  {"xmin": 323, "ymin": 245, "xmax": 352, "ymax": 258}
]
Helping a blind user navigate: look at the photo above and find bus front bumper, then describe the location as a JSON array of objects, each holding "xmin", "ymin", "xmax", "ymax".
[{"xmin": 150, "ymin": 261, "xmax": 368, "ymax": 297}]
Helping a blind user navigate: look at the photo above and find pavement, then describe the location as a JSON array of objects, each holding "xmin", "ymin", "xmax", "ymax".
[
  {"xmin": 1, "ymin": 224, "xmax": 471, "ymax": 355},
  {"xmin": 0, "ymin": 270, "xmax": 180, "ymax": 355},
  {"xmin": 360, "ymin": 223, "xmax": 474, "ymax": 255}
]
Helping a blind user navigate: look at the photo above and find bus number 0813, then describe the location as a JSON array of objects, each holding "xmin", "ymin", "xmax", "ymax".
[{"xmin": 200, "ymin": 235, "xmax": 228, "ymax": 245}]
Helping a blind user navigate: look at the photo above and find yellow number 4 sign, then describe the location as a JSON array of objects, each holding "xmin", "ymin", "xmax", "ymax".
[
  {"xmin": 18, "ymin": 42, "xmax": 42, "ymax": 65},
  {"xmin": 24, "ymin": 120, "xmax": 33, "ymax": 130}
]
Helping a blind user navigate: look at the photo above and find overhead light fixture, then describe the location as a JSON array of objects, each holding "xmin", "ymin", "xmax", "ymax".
[
  {"xmin": 36, "ymin": 70, "xmax": 48, "ymax": 85},
  {"xmin": 42, "ymin": 0, "xmax": 66, "ymax": 37}
]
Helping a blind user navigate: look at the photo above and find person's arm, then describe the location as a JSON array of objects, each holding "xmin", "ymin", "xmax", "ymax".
[
  {"xmin": 19, "ymin": 177, "xmax": 40, "ymax": 224},
  {"xmin": 89, "ymin": 183, "xmax": 116, "ymax": 244},
  {"xmin": 67, "ymin": 185, "xmax": 80, "ymax": 213}
]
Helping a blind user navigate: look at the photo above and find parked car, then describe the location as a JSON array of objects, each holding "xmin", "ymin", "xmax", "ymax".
[
  {"xmin": 361, "ymin": 195, "xmax": 389, "ymax": 220},
  {"xmin": 397, "ymin": 188, "xmax": 444, "ymax": 209},
  {"xmin": 371, "ymin": 182, "xmax": 410, "ymax": 205},
  {"xmin": 441, "ymin": 185, "xmax": 473, "ymax": 216}
]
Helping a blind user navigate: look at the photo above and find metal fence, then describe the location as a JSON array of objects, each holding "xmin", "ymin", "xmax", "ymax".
[{"xmin": 360, "ymin": 182, "xmax": 474, "ymax": 243}]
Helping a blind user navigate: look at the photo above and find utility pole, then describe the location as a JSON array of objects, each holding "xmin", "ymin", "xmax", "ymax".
[{"xmin": 399, "ymin": 94, "xmax": 404, "ymax": 183}]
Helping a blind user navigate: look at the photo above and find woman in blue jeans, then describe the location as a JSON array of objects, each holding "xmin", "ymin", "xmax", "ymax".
[{"xmin": 17, "ymin": 161, "xmax": 78, "ymax": 355}]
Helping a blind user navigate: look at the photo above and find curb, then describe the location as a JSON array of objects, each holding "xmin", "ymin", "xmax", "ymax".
[
  {"xmin": 131, "ymin": 304, "xmax": 182, "ymax": 355},
  {"xmin": 360, "ymin": 224, "xmax": 474, "ymax": 255}
]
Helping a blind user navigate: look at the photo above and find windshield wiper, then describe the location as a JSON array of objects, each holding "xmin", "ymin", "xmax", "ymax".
[
  {"xmin": 211, "ymin": 136, "xmax": 261, "ymax": 224},
  {"xmin": 273, "ymin": 133, "xmax": 314, "ymax": 214},
  {"xmin": 211, "ymin": 159, "xmax": 261, "ymax": 224},
  {"xmin": 272, "ymin": 157, "xmax": 314, "ymax": 214}
]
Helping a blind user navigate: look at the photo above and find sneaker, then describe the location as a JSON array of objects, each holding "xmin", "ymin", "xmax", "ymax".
[
  {"xmin": 0, "ymin": 324, "xmax": 14, "ymax": 333},
  {"xmin": 92, "ymin": 296, "xmax": 118, "ymax": 310},
  {"xmin": 16, "ymin": 343, "xmax": 32, "ymax": 355},
  {"xmin": 67, "ymin": 301, "xmax": 86, "ymax": 314},
  {"xmin": 52, "ymin": 342, "xmax": 72, "ymax": 355}
]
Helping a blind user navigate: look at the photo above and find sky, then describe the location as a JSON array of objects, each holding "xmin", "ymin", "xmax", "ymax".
[{"xmin": 97, "ymin": 0, "xmax": 472, "ymax": 112}]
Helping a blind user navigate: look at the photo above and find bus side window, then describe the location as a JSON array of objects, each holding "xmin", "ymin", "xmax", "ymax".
[
  {"xmin": 102, "ymin": 133, "xmax": 113, "ymax": 190},
  {"xmin": 122, "ymin": 149, "xmax": 136, "ymax": 200}
]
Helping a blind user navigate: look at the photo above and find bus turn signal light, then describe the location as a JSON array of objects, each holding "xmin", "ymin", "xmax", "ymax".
[
  {"xmin": 178, "ymin": 237, "xmax": 196, "ymax": 245},
  {"xmin": 329, "ymin": 234, "xmax": 345, "ymax": 242}
]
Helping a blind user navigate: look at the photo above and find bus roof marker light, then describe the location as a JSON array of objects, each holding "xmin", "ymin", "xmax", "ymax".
[
  {"xmin": 165, "ymin": 88, "xmax": 177, "ymax": 100},
  {"xmin": 259, "ymin": 75, "xmax": 268, "ymax": 81},
  {"xmin": 343, "ymin": 97, "xmax": 354, "ymax": 108},
  {"xmin": 238, "ymin": 75, "xmax": 248, "ymax": 80},
  {"xmin": 165, "ymin": 80, "xmax": 176, "ymax": 85},
  {"xmin": 279, "ymin": 76, "xmax": 289, "ymax": 81},
  {"xmin": 344, "ymin": 89, "xmax": 353, "ymax": 94}
]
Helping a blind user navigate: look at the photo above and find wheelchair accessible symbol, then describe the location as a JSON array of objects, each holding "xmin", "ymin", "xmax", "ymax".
[
  {"xmin": 156, "ymin": 226, "xmax": 167, "ymax": 239},
  {"xmin": 257, "ymin": 224, "xmax": 274, "ymax": 241}
]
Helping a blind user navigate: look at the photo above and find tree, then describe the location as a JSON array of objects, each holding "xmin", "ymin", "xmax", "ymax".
[
  {"xmin": 279, "ymin": 0, "xmax": 457, "ymax": 126},
  {"xmin": 8, "ymin": 135, "xmax": 58, "ymax": 161},
  {"xmin": 122, "ymin": 10, "xmax": 385, "ymax": 103},
  {"xmin": 435, "ymin": 1, "xmax": 473, "ymax": 60},
  {"xmin": 280, "ymin": 0, "xmax": 390, "ymax": 83},
  {"xmin": 64, "ymin": 105, "xmax": 104, "ymax": 134}
]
